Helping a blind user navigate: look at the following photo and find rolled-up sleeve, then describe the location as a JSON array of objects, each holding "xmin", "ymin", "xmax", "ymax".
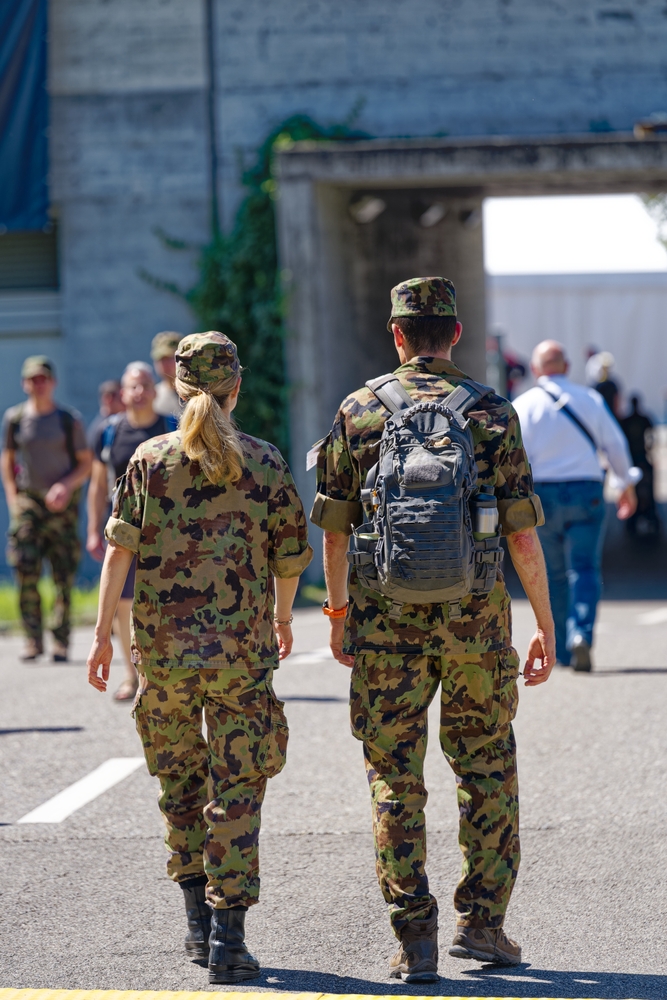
[
  {"xmin": 310, "ymin": 416, "xmax": 365, "ymax": 536},
  {"xmin": 104, "ymin": 461, "xmax": 144, "ymax": 553},
  {"xmin": 496, "ymin": 405, "xmax": 544, "ymax": 536},
  {"xmin": 268, "ymin": 460, "xmax": 313, "ymax": 578}
]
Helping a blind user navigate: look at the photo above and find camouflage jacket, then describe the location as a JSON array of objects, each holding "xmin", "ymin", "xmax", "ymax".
[
  {"xmin": 311, "ymin": 357, "xmax": 543, "ymax": 655},
  {"xmin": 106, "ymin": 430, "xmax": 313, "ymax": 668}
]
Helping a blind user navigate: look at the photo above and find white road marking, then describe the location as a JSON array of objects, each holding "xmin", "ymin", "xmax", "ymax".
[
  {"xmin": 17, "ymin": 757, "xmax": 145, "ymax": 824},
  {"xmin": 637, "ymin": 608, "xmax": 667, "ymax": 625}
]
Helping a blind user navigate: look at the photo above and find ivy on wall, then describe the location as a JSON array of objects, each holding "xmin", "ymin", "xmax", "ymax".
[{"xmin": 186, "ymin": 114, "xmax": 368, "ymax": 457}]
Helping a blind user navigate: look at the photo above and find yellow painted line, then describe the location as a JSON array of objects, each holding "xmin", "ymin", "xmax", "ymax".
[{"xmin": 0, "ymin": 990, "xmax": 602, "ymax": 1000}]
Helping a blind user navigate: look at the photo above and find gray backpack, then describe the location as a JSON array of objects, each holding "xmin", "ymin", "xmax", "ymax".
[{"xmin": 347, "ymin": 374, "xmax": 503, "ymax": 619}]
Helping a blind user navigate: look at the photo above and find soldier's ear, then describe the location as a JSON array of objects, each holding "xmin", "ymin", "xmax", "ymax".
[
  {"xmin": 391, "ymin": 324, "xmax": 404, "ymax": 350},
  {"xmin": 451, "ymin": 321, "xmax": 463, "ymax": 347}
]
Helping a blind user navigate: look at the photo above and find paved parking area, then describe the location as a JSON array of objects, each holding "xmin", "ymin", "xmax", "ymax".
[{"xmin": 1, "ymin": 600, "xmax": 667, "ymax": 998}]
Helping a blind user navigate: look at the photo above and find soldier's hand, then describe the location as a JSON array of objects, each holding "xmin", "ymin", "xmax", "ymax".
[
  {"xmin": 523, "ymin": 628, "xmax": 555, "ymax": 686},
  {"xmin": 275, "ymin": 622, "xmax": 293, "ymax": 659},
  {"xmin": 87, "ymin": 636, "xmax": 113, "ymax": 692},
  {"xmin": 45, "ymin": 481, "xmax": 71, "ymax": 512},
  {"xmin": 330, "ymin": 619, "xmax": 354, "ymax": 667},
  {"xmin": 86, "ymin": 531, "xmax": 106, "ymax": 562}
]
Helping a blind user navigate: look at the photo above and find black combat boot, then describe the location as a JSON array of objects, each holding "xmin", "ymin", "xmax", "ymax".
[
  {"xmin": 180, "ymin": 876, "xmax": 211, "ymax": 959},
  {"xmin": 208, "ymin": 906, "xmax": 260, "ymax": 984}
]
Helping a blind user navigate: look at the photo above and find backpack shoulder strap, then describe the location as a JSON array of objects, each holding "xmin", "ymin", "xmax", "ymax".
[
  {"xmin": 365, "ymin": 374, "xmax": 414, "ymax": 414},
  {"xmin": 57, "ymin": 408, "xmax": 77, "ymax": 472},
  {"xmin": 7, "ymin": 403, "xmax": 25, "ymax": 450},
  {"xmin": 444, "ymin": 378, "xmax": 494, "ymax": 416}
]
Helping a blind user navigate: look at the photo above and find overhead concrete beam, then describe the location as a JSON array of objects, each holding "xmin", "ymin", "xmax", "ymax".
[{"xmin": 276, "ymin": 133, "xmax": 667, "ymax": 196}]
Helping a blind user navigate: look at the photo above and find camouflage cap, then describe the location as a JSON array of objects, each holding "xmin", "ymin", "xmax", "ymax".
[
  {"xmin": 21, "ymin": 355, "xmax": 55, "ymax": 379},
  {"xmin": 387, "ymin": 276, "xmax": 457, "ymax": 331},
  {"xmin": 151, "ymin": 330, "xmax": 182, "ymax": 360},
  {"xmin": 175, "ymin": 331, "xmax": 240, "ymax": 388}
]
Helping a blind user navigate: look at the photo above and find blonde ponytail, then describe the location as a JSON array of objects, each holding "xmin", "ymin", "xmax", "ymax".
[{"xmin": 176, "ymin": 374, "xmax": 244, "ymax": 484}]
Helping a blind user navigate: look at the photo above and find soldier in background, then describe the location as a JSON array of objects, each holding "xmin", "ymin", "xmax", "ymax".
[
  {"xmin": 1, "ymin": 356, "xmax": 92, "ymax": 661},
  {"xmin": 87, "ymin": 332, "xmax": 312, "ymax": 984},
  {"xmin": 151, "ymin": 330, "xmax": 182, "ymax": 418},
  {"xmin": 312, "ymin": 278, "xmax": 554, "ymax": 981}
]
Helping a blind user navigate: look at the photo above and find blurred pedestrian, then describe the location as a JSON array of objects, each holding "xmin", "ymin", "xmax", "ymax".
[
  {"xmin": 86, "ymin": 362, "xmax": 177, "ymax": 701},
  {"xmin": 0, "ymin": 356, "xmax": 92, "ymax": 661},
  {"xmin": 151, "ymin": 330, "xmax": 182, "ymax": 418},
  {"xmin": 514, "ymin": 341, "xmax": 640, "ymax": 672},
  {"xmin": 620, "ymin": 394, "xmax": 659, "ymax": 536},
  {"xmin": 87, "ymin": 332, "xmax": 312, "ymax": 983},
  {"xmin": 87, "ymin": 379, "xmax": 124, "ymax": 449},
  {"xmin": 586, "ymin": 351, "xmax": 621, "ymax": 418}
]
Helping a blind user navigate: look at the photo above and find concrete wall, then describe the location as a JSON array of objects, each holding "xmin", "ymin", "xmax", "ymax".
[
  {"xmin": 47, "ymin": 0, "xmax": 211, "ymax": 419},
  {"xmin": 215, "ymin": 0, "xmax": 667, "ymax": 222}
]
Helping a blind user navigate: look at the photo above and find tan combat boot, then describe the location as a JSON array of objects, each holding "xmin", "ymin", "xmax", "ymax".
[
  {"xmin": 388, "ymin": 908, "xmax": 439, "ymax": 983},
  {"xmin": 20, "ymin": 638, "xmax": 43, "ymax": 662},
  {"xmin": 449, "ymin": 925, "xmax": 521, "ymax": 965}
]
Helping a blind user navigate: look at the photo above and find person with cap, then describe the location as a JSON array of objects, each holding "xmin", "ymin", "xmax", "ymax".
[
  {"xmin": 86, "ymin": 361, "xmax": 178, "ymax": 701},
  {"xmin": 312, "ymin": 277, "xmax": 555, "ymax": 980},
  {"xmin": 1, "ymin": 356, "xmax": 92, "ymax": 661},
  {"xmin": 514, "ymin": 340, "xmax": 639, "ymax": 671},
  {"xmin": 87, "ymin": 331, "xmax": 312, "ymax": 983},
  {"xmin": 151, "ymin": 330, "xmax": 182, "ymax": 418}
]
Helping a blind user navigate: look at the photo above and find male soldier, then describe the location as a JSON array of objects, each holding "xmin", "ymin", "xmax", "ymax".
[
  {"xmin": 151, "ymin": 330, "xmax": 182, "ymax": 417},
  {"xmin": 312, "ymin": 278, "xmax": 555, "ymax": 980},
  {"xmin": 1, "ymin": 356, "xmax": 92, "ymax": 661}
]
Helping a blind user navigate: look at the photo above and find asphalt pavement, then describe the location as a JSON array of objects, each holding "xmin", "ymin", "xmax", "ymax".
[{"xmin": 1, "ymin": 599, "xmax": 667, "ymax": 998}]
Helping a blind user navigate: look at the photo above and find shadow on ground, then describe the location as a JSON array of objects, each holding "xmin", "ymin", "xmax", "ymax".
[{"xmin": 249, "ymin": 965, "xmax": 667, "ymax": 999}]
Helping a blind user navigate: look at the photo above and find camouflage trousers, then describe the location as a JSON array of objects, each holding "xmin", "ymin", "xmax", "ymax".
[
  {"xmin": 6, "ymin": 492, "xmax": 81, "ymax": 646},
  {"xmin": 133, "ymin": 662, "xmax": 288, "ymax": 909},
  {"xmin": 350, "ymin": 647, "xmax": 520, "ymax": 935}
]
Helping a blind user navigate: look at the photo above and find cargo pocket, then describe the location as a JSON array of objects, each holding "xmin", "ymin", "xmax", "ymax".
[
  {"xmin": 349, "ymin": 656, "xmax": 377, "ymax": 742},
  {"xmin": 132, "ymin": 694, "xmax": 159, "ymax": 776},
  {"xmin": 495, "ymin": 646, "xmax": 520, "ymax": 734},
  {"xmin": 257, "ymin": 688, "xmax": 289, "ymax": 778}
]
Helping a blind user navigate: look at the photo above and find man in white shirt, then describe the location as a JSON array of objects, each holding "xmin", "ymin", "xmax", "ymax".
[{"xmin": 513, "ymin": 341, "xmax": 638, "ymax": 671}]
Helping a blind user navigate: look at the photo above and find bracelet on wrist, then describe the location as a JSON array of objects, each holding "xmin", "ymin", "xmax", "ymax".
[
  {"xmin": 274, "ymin": 614, "xmax": 294, "ymax": 626},
  {"xmin": 322, "ymin": 600, "xmax": 348, "ymax": 620}
]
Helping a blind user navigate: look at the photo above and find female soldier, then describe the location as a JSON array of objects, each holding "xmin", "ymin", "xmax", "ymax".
[{"xmin": 87, "ymin": 332, "xmax": 312, "ymax": 983}]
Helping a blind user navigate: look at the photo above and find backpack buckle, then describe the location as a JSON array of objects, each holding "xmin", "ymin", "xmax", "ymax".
[{"xmin": 448, "ymin": 600, "xmax": 462, "ymax": 620}]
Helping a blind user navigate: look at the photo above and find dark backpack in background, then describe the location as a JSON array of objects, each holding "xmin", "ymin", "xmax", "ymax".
[{"xmin": 347, "ymin": 374, "xmax": 503, "ymax": 619}]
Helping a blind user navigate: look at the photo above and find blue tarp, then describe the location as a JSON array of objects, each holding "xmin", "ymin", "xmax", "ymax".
[{"xmin": 0, "ymin": 0, "xmax": 48, "ymax": 231}]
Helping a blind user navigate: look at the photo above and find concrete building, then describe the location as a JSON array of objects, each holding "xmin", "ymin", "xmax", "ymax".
[{"xmin": 2, "ymin": 0, "xmax": 667, "ymax": 577}]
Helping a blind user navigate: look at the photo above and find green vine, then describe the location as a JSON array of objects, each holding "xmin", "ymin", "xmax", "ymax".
[{"xmin": 186, "ymin": 114, "xmax": 368, "ymax": 457}]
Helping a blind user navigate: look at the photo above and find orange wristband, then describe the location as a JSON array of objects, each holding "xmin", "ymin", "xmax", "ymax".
[{"xmin": 322, "ymin": 600, "xmax": 348, "ymax": 619}]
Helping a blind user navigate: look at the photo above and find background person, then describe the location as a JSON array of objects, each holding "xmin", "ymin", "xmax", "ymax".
[
  {"xmin": 151, "ymin": 330, "xmax": 182, "ymax": 417},
  {"xmin": 620, "ymin": 394, "xmax": 659, "ymax": 536},
  {"xmin": 87, "ymin": 332, "xmax": 312, "ymax": 984},
  {"xmin": 86, "ymin": 379, "xmax": 124, "ymax": 449},
  {"xmin": 313, "ymin": 278, "xmax": 555, "ymax": 980},
  {"xmin": 513, "ymin": 340, "xmax": 639, "ymax": 671},
  {"xmin": 87, "ymin": 361, "xmax": 177, "ymax": 701},
  {"xmin": 1, "ymin": 356, "xmax": 92, "ymax": 661}
]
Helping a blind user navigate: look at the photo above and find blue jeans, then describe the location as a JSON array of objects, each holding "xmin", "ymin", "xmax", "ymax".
[{"xmin": 535, "ymin": 481, "xmax": 607, "ymax": 664}]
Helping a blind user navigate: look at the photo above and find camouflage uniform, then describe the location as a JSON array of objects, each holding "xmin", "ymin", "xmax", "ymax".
[
  {"xmin": 107, "ymin": 332, "xmax": 312, "ymax": 908},
  {"xmin": 7, "ymin": 492, "xmax": 80, "ymax": 646},
  {"xmin": 311, "ymin": 278, "xmax": 543, "ymax": 935}
]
